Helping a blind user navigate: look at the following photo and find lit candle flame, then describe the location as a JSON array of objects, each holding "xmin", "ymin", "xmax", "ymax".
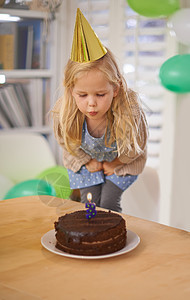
[{"xmin": 87, "ymin": 192, "xmax": 92, "ymax": 202}]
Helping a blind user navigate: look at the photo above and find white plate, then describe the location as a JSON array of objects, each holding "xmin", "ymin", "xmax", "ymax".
[{"xmin": 41, "ymin": 229, "xmax": 140, "ymax": 260}]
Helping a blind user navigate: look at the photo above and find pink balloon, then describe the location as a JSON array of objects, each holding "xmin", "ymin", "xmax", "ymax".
[{"xmin": 168, "ymin": 8, "xmax": 190, "ymax": 45}]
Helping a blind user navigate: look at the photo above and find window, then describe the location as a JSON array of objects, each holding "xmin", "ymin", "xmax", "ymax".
[{"xmin": 123, "ymin": 5, "xmax": 168, "ymax": 169}]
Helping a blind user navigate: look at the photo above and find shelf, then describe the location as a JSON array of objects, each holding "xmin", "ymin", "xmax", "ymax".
[
  {"xmin": 0, "ymin": 6, "xmax": 58, "ymax": 159},
  {"xmin": 0, "ymin": 69, "xmax": 53, "ymax": 79},
  {"xmin": 0, "ymin": 126, "xmax": 52, "ymax": 135},
  {"xmin": 0, "ymin": 8, "xmax": 49, "ymax": 19}
]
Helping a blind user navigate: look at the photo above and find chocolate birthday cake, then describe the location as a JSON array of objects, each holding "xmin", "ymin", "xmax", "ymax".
[{"xmin": 54, "ymin": 210, "xmax": 127, "ymax": 256}]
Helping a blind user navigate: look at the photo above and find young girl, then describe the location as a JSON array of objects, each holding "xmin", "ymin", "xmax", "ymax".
[
  {"xmin": 52, "ymin": 8, "xmax": 148, "ymax": 212},
  {"xmin": 52, "ymin": 47, "xmax": 148, "ymax": 212}
]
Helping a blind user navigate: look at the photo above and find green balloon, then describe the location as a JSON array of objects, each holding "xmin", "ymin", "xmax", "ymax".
[
  {"xmin": 159, "ymin": 54, "xmax": 190, "ymax": 93},
  {"xmin": 3, "ymin": 179, "xmax": 56, "ymax": 200},
  {"xmin": 36, "ymin": 166, "xmax": 72, "ymax": 199},
  {"xmin": 127, "ymin": 0, "xmax": 179, "ymax": 18}
]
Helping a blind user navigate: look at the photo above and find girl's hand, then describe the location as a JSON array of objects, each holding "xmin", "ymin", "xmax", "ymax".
[
  {"xmin": 103, "ymin": 157, "xmax": 123, "ymax": 176},
  {"xmin": 85, "ymin": 159, "xmax": 103, "ymax": 173}
]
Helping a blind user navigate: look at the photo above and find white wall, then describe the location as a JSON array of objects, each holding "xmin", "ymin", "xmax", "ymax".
[{"xmin": 170, "ymin": 94, "xmax": 190, "ymax": 231}]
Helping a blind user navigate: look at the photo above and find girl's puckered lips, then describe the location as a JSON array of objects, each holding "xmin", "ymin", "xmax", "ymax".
[{"xmin": 88, "ymin": 112, "xmax": 98, "ymax": 116}]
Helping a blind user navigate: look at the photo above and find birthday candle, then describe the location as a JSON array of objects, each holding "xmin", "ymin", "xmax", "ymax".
[{"xmin": 86, "ymin": 193, "xmax": 96, "ymax": 219}]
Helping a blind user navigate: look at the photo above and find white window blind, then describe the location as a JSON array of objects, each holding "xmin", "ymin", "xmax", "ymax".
[
  {"xmin": 77, "ymin": 0, "xmax": 110, "ymax": 47},
  {"xmin": 70, "ymin": 0, "xmax": 168, "ymax": 170},
  {"xmin": 122, "ymin": 4, "xmax": 168, "ymax": 169}
]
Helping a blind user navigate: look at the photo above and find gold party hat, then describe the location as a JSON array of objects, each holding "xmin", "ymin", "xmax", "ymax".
[{"xmin": 71, "ymin": 8, "xmax": 107, "ymax": 62}]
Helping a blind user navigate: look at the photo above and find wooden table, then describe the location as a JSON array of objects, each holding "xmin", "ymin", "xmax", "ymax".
[{"xmin": 0, "ymin": 196, "xmax": 190, "ymax": 300}]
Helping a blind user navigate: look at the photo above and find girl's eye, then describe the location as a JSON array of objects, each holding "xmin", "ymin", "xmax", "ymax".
[
  {"xmin": 97, "ymin": 94, "xmax": 105, "ymax": 97},
  {"xmin": 79, "ymin": 94, "xmax": 87, "ymax": 98}
]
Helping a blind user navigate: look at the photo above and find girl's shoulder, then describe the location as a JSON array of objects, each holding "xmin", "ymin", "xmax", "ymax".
[
  {"xmin": 127, "ymin": 89, "xmax": 142, "ymax": 119},
  {"xmin": 127, "ymin": 89, "xmax": 140, "ymax": 104}
]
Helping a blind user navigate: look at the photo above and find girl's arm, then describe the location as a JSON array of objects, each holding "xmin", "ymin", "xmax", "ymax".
[
  {"xmin": 114, "ymin": 107, "xmax": 148, "ymax": 176},
  {"xmin": 52, "ymin": 107, "xmax": 91, "ymax": 173},
  {"xmin": 86, "ymin": 159, "xmax": 103, "ymax": 173},
  {"xmin": 111, "ymin": 99, "xmax": 148, "ymax": 176},
  {"xmin": 61, "ymin": 145, "xmax": 91, "ymax": 173},
  {"xmin": 103, "ymin": 157, "xmax": 124, "ymax": 176},
  {"xmin": 115, "ymin": 149, "xmax": 147, "ymax": 176}
]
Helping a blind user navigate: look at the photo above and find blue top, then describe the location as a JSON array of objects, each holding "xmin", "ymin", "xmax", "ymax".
[{"xmin": 67, "ymin": 121, "xmax": 137, "ymax": 190}]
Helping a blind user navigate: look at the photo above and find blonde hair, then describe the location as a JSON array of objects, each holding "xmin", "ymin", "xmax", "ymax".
[{"xmin": 58, "ymin": 48, "xmax": 146, "ymax": 156}]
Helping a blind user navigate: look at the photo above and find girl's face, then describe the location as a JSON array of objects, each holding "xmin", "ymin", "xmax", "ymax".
[{"xmin": 72, "ymin": 69, "xmax": 118, "ymax": 123}]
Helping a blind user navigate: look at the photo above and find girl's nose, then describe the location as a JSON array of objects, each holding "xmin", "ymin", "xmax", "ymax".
[{"xmin": 88, "ymin": 96, "xmax": 96, "ymax": 106}]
